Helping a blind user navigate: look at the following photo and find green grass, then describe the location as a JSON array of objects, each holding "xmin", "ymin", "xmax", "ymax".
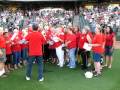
[{"xmin": 0, "ymin": 50, "xmax": 120, "ymax": 90}]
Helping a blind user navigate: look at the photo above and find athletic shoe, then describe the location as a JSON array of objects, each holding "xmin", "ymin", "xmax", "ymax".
[
  {"xmin": 87, "ymin": 63, "xmax": 91, "ymax": 67},
  {"xmin": 39, "ymin": 77, "xmax": 44, "ymax": 82},
  {"xmin": 66, "ymin": 64, "xmax": 70, "ymax": 67},
  {"xmin": 69, "ymin": 66, "xmax": 75, "ymax": 69},
  {"xmin": 94, "ymin": 73, "xmax": 101, "ymax": 77},
  {"xmin": 57, "ymin": 63, "xmax": 60, "ymax": 66},
  {"xmin": 108, "ymin": 65, "xmax": 112, "ymax": 69},
  {"xmin": 26, "ymin": 76, "xmax": 30, "ymax": 81}
]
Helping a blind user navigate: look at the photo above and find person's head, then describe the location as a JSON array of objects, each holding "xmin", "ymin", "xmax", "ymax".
[
  {"xmin": 82, "ymin": 28, "xmax": 87, "ymax": 34},
  {"xmin": 81, "ymin": 26, "xmax": 90, "ymax": 34},
  {"xmin": 67, "ymin": 27, "xmax": 74, "ymax": 34},
  {"xmin": 3, "ymin": 32, "xmax": 9, "ymax": 37},
  {"xmin": 32, "ymin": 23, "xmax": 39, "ymax": 31},
  {"xmin": 106, "ymin": 26, "xmax": 113, "ymax": 34},
  {"xmin": 95, "ymin": 25, "xmax": 101, "ymax": 34},
  {"xmin": 84, "ymin": 26, "xmax": 90, "ymax": 32},
  {"xmin": 73, "ymin": 26, "xmax": 80, "ymax": 33}
]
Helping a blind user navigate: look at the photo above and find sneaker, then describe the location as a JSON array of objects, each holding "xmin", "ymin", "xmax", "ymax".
[
  {"xmin": 103, "ymin": 64, "xmax": 107, "ymax": 68},
  {"xmin": 66, "ymin": 64, "xmax": 70, "ymax": 67},
  {"xmin": 26, "ymin": 76, "xmax": 30, "ymax": 81},
  {"xmin": 14, "ymin": 65, "xmax": 18, "ymax": 70},
  {"xmin": 87, "ymin": 63, "xmax": 91, "ymax": 67},
  {"xmin": 108, "ymin": 65, "xmax": 112, "ymax": 69},
  {"xmin": 18, "ymin": 64, "xmax": 23, "ymax": 68},
  {"xmin": 57, "ymin": 63, "xmax": 60, "ymax": 66},
  {"xmin": 1, "ymin": 74, "xmax": 7, "ymax": 78},
  {"xmin": 39, "ymin": 77, "xmax": 44, "ymax": 82},
  {"xmin": 94, "ymin": 73, "xmax": 101, "ymax": 77},
  {"xmin": 59, "ymin": 65, "xmax": 63, "ymax": 68},
  {"xmin": 69, "ymin": 66, "xmax": 75, "ymax": 69}
]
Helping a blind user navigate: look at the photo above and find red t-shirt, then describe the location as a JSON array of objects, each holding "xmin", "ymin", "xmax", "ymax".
[
  {"xmin": 5, "ymin": 36, "xmax": 12, "ymax": 55},
  {"xmin": 20, "ymin": 34, "xmax": 28, "ymax": 49},
  {"xmin": 12, "ymin": 35, "xmax": 21, "ymax": 52},
  {"xmin": 0, "ymin": 35, "xmax": 6, "ymax": 49},
  {"xmin": 54, "ymin": 34, "xmax": 64, "ymax": 48},
  {"xmin": 92, "ymin": 34, "xmax": 104, "ymax": 54},
  {"xmin": 105, "ymin": 33, "xmax": 115, "ymax": 46},
  {"xmin": 66, "ymin": 33, "xmax": 77, "ymax": 49},
  {"xmin": 26, "ymin": 31, "xmax": 45, "ymax": 56},
  {"xmin": 78, "ymin": 34, "xmax": 88, "ymax": 49}
]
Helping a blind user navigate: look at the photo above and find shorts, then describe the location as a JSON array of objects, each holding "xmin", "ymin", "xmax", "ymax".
[
  {"xmin": 5, "ymin": 54, "xmax": 12, "ymax": 65},
  {"xmin": 93, "ymin": 52, "xmax": 101, "ymax": 62},
  {"xmin": 105, "ymin": 46, "xmax": 113, "ymax": 56},
  {"xmin": 0, "ymin": 49, "xmax": 6, "ymax": 63}
]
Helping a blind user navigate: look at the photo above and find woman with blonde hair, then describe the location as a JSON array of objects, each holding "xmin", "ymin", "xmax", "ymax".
[{"xmin": 65, "ymin": 27, "xmax": 77, "ymax": 68}]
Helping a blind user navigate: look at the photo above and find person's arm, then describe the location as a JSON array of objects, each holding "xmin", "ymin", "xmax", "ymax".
[
  {"xmin": 65, "ymin": 40, "xmax": 71, "ymax": 46},
  {"xmin": 89, "ymin": 43, "xmax": 101, "ymax": 47},
  {"xmin": 25, "ymin": 34, "xmax": 30, "ymax": 41},
  {"xmin": 112, "ymin": 35, "xmax": 116, "ymax": 50},
  {"xmin": 58, "ymin": 37, "xmax": 64, "ymax": 43},
  {"xmin": 87, "ymin": 34, "xmax": 92, "ymax": 43}
]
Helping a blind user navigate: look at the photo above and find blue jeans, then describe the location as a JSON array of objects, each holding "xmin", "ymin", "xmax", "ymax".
[
  {"xmin": 13, "ymin": 51, "xmax": 21, "ymax": 65},
  {"xmin": 68, "ymin": 48, "xmax": 76, "ymax": 68},
  {"xmin": 21, "ymin": 48, "xmax": 28, "ymax": 61},
  {"xmin": 26, "ymin": 56, "xmax": 44, "ymax": 80}
]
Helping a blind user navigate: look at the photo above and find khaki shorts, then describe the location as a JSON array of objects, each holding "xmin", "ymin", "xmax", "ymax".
[{"xmin": 0, "ymin": 49, "xmax": 6, "ymax": 63}]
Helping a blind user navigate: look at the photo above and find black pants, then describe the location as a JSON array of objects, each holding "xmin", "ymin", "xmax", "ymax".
[
  {"xmin": 78, "ymin": 49, "xmax": 88, "ymax": 69},
  {"xmin": 43, "ymin": 44, "xmax": 50, "ymax": 61}
]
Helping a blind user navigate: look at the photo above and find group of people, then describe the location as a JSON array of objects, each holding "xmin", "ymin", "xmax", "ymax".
[
  {"xmin": 0, "ymin": 5, "xmax": 117, "ymax": 81},
  {"xmin": 0, "ymin": 8, "xmax": 73, "ymax": 31},
  {"xmin": 0, "ymin": 22, "xmax": 116, "ymax": 81}
]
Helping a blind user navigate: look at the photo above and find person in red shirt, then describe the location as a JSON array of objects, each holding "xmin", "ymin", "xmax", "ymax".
[
  {"xmin": 73, "ymin": 26, "xmax": 81, "ymax": 63},
  {"xmin": 90, "ymin": 26, "xmax": 105, "ymax": 76},
  {"xmin": 0, "ymin": 27, "xmax": 6, "ymax": 77},
  {"xmin": 84, "ymin": 26, "xmax": 93, "ymax": 67},
  {"xmin": 104, "ymin": 26, "xmax": 116, "ymax": 69},
  {"xmin": 78, "ymin": 27, "xmax": 91, "ymax": 70},
  {"xmin": 47, "ymin": 27, "xmax": 57, "ymax": 63},
  {"xmin": 3, "ymin": 32, "xmax": 13, "ymax": 73},
  {"xmin": 25, "ymin": 23, "xmax": 46, "ymax": 81},
  {"xmin": 21, "ymin": 29, "xmax": 29, "ymax": 66},
  {"xmin": 65, "ymin": 27, "xmax": 77, "ymax": 68},
  {"xmin": 52, "ymin": 27, "xmax": 65, "ymax": 67},
  {"xmin": 12, "ymin": 29, "xmax": 22, "ymax": 69}
]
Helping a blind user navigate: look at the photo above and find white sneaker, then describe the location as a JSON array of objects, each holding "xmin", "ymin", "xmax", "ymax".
[
  {"xmin": 39, "ymin": 77, "xmax": 44, "ymax": 82},
  {"xmin": 26, "ymin": 76, "xmax": 30, "ymax": 81},
  {"xmin": 69, "ymin": 66, "xmax": 75, "ymax": 69},
  {"xmin": 57, "ymin": 63, "xmax": 60, "ymax": 66},
  {"xmin": 87, "ymin": 63, "xmax": 91, "ymax": 67}
]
